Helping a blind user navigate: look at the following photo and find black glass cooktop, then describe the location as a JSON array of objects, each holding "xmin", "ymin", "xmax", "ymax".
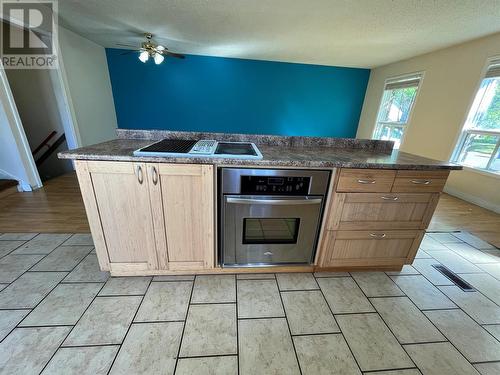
[{"xmin": 215, "ymin": 142, "xmax": 257, "ymax": 156}]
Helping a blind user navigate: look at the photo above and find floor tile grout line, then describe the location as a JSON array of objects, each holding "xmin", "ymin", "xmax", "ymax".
[
  {"xmin": 392, "ymin": 254, "xmax": 500, "ymax": 334},
  {"xmin": 0, "ymin": 250, "xmax": 84, "ymax": 344},
  {"xmin": 238, "ymin": 316, "xmax": 286, "ymax": 320},
  {"xmin": 59, "ymin": 343, "xmax": 121, "ymax": 349},
  {"xmin": 15, "ymin": 324, "xmax": 75, "ymax": 329},
  {"xmin": 0, "ymin": 239, "xmax": 28, "ymax": 261},
  {"xmin": 359, "ymin": 365, "xmax": 420, "ymax": 373},
  {"xmin": 38, "ymin": 279, "xmax": 108, "ymax": 374},
  {"xmin": 291, "ymin": 331, "xmax": 342, "ymax": 337},
  {"xmin": 315, "ymin": 275, "xmax": 364, "ymax": 374},
  {"xmin": 105, "ymin": 276, "xmax": 154, "ymax": 375},
  {"xmin": 279, "ymin": 288, "xmax": 320, "ymax": 292},
  {"xmin": 131, "ymin": 319, "xmax": 186, "ymax": 324},
  {"xmin": 177, "ymin": 353, "xmax": 239, "ymax": 360},
  {"xmin": 1, "ymin": 233, "xmax": 92, "ymax": 289},
  {"xmin": 469, "ymin": 359, "xmax": 500, "ymax": 365},
  {"xmin": 379, "ymin": 270, "xmax": 489, "ymax": 368},
  {"xmin": 172, "ymin": 273, "xmax": 196, "ymax": 375},
  {"xmin": 13, "ymin": 246, "xmax": 98, "ymax": 329},
  {"xmin": 440, "ymin": 242, "xmax": 498, "ymax": 265},
  {"xmin": 349, "ymin": 274, "xmax": 419, "ymax": 371},
  {"xmin": 276, "ymin": 278, "xmax": 303, "ymax": 375}
]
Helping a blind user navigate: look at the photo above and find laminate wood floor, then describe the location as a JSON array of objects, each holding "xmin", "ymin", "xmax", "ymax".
[
  {"xmin": 0, "ymin": 173, "xmax": 499, "ymax": 247},
  {"xmin": 0, "ymin": 173, "xmax": 89, "ymax": 233},
  {"xmin": 429, "ymin": 193, "xmax": 500, "ymax": 248}
]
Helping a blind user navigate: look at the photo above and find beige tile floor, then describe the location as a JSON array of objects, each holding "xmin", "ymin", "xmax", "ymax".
[{"xmin": 0, "ymin": 232, "xmax": 499, "ymax": 374}]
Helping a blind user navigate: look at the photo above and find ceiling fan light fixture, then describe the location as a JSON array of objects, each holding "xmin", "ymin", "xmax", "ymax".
[
  {"xmin": 154, "ymin": 53, "xmax": 164, "ymax": 65},
  {"xmin": 139, "ymin": 50, "xmax": 149, "ymax": 63}
]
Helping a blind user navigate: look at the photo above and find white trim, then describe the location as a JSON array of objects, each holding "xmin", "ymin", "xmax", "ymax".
[
  {"xmin": 371, "ymin": 70, "xmax": 425, "ymax": 149},
  {"xmin": 449, "ymin": 54, "xmax": 500, "ymax": 162},
  {"xmin": 0, "ymin": 168, "xmax": 31, "ymax": 191},
  {"xmin": 444, "ymin": 185, "xmax": 500, "ymax": 214},
  {"xmin": 53, "ymin": 33, "xmax": 82, "ymax": 149},
  {"xmin": 0, "ymin": 67, "xmax": 42, "ymax": 190}
]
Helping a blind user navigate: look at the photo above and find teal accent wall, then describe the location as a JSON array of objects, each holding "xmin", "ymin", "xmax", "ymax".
[{"xmin": 106, "ymin": 49, "xmax": 370, "ymax": 137}]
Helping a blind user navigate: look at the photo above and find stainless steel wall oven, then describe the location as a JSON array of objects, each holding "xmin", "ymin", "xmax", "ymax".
[{"xmin": 219, "ymin": 168, "xmax": 330, "ymax": 267}]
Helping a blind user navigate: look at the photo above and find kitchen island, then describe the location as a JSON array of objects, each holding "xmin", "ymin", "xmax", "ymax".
[{"xmin": 59, "ymin": 129, "xmax": 461, "ymax": 276}]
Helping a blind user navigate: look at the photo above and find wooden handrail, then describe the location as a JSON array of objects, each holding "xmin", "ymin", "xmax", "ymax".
[
  {"xmin": 32, "ymin": 131, "xmax": 57, "ymax": 155},
  {"xmin": 35, "ymin": 133, "xmax": 66, "ymax": 167}
]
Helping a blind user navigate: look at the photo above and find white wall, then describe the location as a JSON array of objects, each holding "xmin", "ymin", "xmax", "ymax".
[
  {"xmin": 357, "ymin": 32, "xmax": 500, "ymax": 213},
  {"xmin": 58, "ymin": 27, "xmax": 117, "ymax": 146},
  {"xmin": 0, "ymin": 69, "xmax": 41, "ymax": 191}
]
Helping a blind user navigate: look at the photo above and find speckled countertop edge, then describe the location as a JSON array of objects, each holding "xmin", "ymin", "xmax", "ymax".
[{"xmin": 59, "ymin": 131, "xmax": 462, "ymax": 170}]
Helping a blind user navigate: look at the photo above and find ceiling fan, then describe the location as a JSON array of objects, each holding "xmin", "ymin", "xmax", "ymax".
[{"xmin": 117, "ymin": 33, "xmax": 185, "ymax": 65}]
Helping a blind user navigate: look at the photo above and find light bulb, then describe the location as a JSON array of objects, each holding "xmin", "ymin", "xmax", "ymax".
[
  {"xmin": 139, "ymin": 51, "xmax": 149, "ymax": 63},
  {"xmin": 154, "ymin": 53, "xmax": 164, "ymax": 65}
]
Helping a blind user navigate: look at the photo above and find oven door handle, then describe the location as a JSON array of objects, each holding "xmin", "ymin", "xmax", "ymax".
[{"xmin": 226, "ymin": 197, "xmax": 322, "ymax": 205}]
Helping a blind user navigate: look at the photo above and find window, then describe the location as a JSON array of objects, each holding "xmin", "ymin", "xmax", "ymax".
[
  {"xmin": 373, "ymin": 73, "xmax": 423, "ymax": 149},
  {"xmin": 452, "ymin": 60, "xmax": 500, "ymax": 174}
]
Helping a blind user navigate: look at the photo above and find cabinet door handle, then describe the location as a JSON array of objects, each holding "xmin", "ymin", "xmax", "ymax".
[
  {"xmin": 381, "ymin": 195, "xmax": 398, "ymax": 201},
  {"xmin": 152, "ymin": 166, "xmax": 158, "ymax": 185},
  {"xmin": 357, "ymin": 179, "xmax": 376, "ymax": 184},
  {"xmin": 369, "ymin": 232, "xmax": 386, "ymax": 239},
  {"xmin": 136, "ymin": 165, "xmax": 143, "ymax": 184},
  {"xmin": 411, "ymin": 179, "xmax": 431, "ymax": 185}
]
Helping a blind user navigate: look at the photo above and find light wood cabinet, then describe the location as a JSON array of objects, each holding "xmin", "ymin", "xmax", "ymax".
[
  {"xmin": 318, "ymin": 168, "xmax": 447, "ymax": 270},
  {"xmin": 149, "ymin": 163, "xmax": 214, "ymax": 271},
  {"xmin": 326, "ymin": 192, "xmax": 439, "ymax": 231},
  {"xmin": 392, "ymin": 170, "xmax": 450, "ymax": 193},
  {"xmin": 320, "ymin": 230, "xmax": 424, "ymax": 267},
  {"xmin": 337, "ymin": 169, "xmax": 396, "ymax": 192},
  {"xmin": 75, "ymin": 160, "xmax": 214, "ymax": 274}
]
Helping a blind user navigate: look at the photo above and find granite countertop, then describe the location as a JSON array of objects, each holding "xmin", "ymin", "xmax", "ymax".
[{"xmin": 59, "ymin": 130, "xmax": 461, "ymax": 170}]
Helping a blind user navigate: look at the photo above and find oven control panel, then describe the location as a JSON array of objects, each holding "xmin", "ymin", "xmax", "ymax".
[{"xmin": 240, "ymin": 176, "xmax": 311, "ymax": 195}]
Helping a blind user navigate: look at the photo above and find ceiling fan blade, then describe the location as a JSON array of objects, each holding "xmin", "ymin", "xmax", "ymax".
[
  {"xmin": 163, "ymin": 51, "xmax": 185, "ymax": 59},
  {"xmin": 116, "ymin": 43, "xmax": 137, "ymax": 48},
  {"xmin": 120, "ymin": 50, "xmax": 138, "ymax": 55}
]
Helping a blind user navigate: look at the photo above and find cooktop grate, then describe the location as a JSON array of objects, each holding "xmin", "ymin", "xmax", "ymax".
[{"xmin": 139, "ymin": 139, "xmax": 197, "ymax": 154}]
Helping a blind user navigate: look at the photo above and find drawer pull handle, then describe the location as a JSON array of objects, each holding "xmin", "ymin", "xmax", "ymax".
[
  {"xmin": 136, "ymin": 165, "xmax": 143, "ymax": 184},
  {"xmin": 264, "ymin": 251, "xmax": 273, "ymax": 256},
  {"xmin": 381, "ymin": 196, "xmax": 398, "ymax": 201},
  {"xmin": 411, "ymin": 179, "xmax": 431, "ymax": 185},
  {"xmin": 152, "ymin": 166, "xmax": 158, "ymax": 185},
  {"xmin": 369, "ymin": 232, "xmax": 386, "ymax": 239},
  {"xmin": 357, "ymin": 179, "xmax": 376, "ymax": 184}
]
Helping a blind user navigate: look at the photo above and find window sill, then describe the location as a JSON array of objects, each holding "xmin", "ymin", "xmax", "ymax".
[{"xmin": 458, "ymin": 165, "xmax": 500, "ymax": 180}]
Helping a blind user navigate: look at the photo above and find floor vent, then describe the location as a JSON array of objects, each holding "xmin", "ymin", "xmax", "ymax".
[{"xmin": 432, "ymin": 264, "xmax": 475, "ymax": 292}]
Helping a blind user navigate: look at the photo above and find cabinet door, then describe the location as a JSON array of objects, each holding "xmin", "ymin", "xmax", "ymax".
[
  {"xmin": 150, "ymin": 163, "xmax": 214, "ymax": 270},
  {"xmin": 87, "ymin": 161, "xmax": 158, "ymax": 271}
]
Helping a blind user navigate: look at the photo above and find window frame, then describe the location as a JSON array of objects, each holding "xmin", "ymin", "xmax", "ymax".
[
  {"xmin": 451, "ymin": 56, "xmax": 500, "ymax": 176},
  {"xmin": 372, "ymin": 71, "xmax": 424, "ymax": 149}
]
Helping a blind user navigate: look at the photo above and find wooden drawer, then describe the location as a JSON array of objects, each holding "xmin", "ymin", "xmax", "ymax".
[
  {"xmin": 320, "ymin": 230, "xmax": 424, "ymax": 267},
  {"xmin": 392, "ymin": 170, "xmax": 449, "ymax": 193},
  {"xmin": 327, "ymin": 193, "xmax": 439, "ymax": 231},
  {"xmin": 337, "ymin": 169, "xmax": 396, "ymax": 192}
]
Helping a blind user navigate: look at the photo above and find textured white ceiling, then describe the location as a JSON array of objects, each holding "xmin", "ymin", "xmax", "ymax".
[{"xmin": 58, "ymin": 0, "xmax": 500, "ymax": 68}]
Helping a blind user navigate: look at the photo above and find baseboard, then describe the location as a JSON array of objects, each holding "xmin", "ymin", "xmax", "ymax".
[
  {"xmin": 0, "ymin": 168, "xmax": 33, "ymax": 192},
  {"xmin": 444, "ymin": 186, "xmax": 500, "ymax": 214}
]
